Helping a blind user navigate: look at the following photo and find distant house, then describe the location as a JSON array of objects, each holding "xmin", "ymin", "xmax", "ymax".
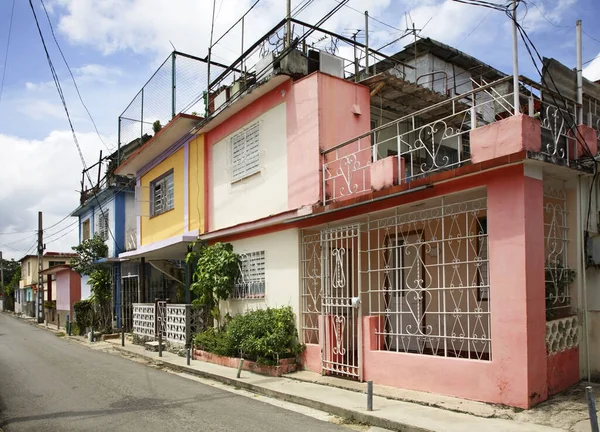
[
  {"xmin": 70, "ymin": 143, "xmax": 139, "ymax": 329},
  {"xmin": 17, "ymin": 252, "xmax": 77, "ymax": 318},
  {"xmin": 40, "ymin": 264, "xmax": 81, "ymax": 327}
]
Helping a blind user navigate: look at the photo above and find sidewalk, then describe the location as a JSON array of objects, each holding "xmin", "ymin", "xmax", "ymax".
[
  {"xmin": 2, "ymin": 311, "xmax": 593, "ymax": 431},
  {"xmin": 104, "ymin": 339, "xmax": 562, "ymax": 432}
]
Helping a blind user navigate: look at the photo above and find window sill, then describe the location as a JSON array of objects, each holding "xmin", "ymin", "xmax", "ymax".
[
  {"xmin": 149, "ymin": 207, "xmax": 175, "ymax": 220},
  {"xmin": 231, "ymin": 169, "xmax": 262, "ymax": 185},
  {"xmin": 231, "ymin": 295, "xmax": 266, "ymax": 301}
]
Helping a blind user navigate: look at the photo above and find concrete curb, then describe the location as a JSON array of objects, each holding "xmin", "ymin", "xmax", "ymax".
[{"xmin": 110, "ymin": 345, "xmax": 430, "ymax": 432}]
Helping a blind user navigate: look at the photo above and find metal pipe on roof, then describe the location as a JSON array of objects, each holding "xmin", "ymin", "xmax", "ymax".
[
  {"xmin": 511, "ymin": 0, "xmax": 520, "ymax": 115},
  {"xmin": 577, "ymin": 20, "xmax": 583, "ymax": 124}
]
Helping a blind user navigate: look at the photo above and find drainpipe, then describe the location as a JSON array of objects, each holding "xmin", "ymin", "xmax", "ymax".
[
  {"xmin": 579, "ymin": 176, "xmax": 592, "ymax": 382},
  {"xmin": 576, "ymin": 20, "xmax": 583, "ymax": 125},
  {"xmin": 511, "ymin": 0, "xmax": 520, "ymax": 115}
]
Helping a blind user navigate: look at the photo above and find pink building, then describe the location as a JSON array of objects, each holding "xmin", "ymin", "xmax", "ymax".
[
  {"xmin": 113, "ymin": 18, "xmax": 600, "ymax": 409},
  {"xmin": 41, "ymin": 265, "xmax": 81, "ymax": 327}
]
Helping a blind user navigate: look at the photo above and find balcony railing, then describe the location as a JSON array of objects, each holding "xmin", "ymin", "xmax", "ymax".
[
  {"xmin": 322, "ymin": 75, "xmax": 600, "ymax": 206},
  {"xmin": 322, "ymin": 76, "xmax": 513, "ymax": 205}
]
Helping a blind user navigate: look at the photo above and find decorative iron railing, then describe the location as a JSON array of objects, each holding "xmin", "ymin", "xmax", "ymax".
[
  {"xmin": 322, "ymin": 75, "xmax": 600, "ymax": 206},
  {"xmin": 321, "ymin": 76, "xmax": 514, "ymax": 205}
]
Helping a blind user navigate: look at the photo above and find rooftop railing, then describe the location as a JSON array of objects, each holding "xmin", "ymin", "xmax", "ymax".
[{"xmin": 321, "ymin": 75, "xmax": 600, "ymax": 205}]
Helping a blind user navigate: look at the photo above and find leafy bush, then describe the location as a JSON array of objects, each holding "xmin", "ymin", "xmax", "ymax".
[
  {"xmin": 73, "ymin": 299, "xmax": 98, "ymax": 335},
  {"xmin": 195, "ymin": 328, "xmax": 236, "ymax": 357},
  {"xmin": 194, "ymin": 306, "xmax": 305, "ymax": 365},
  {"xmin": 44, "ymin": 300, "xmax": 56, "ymax": 310},
  {"xmin": 187, "ymin": 242, "xmax": 240, "ymax": 326}
]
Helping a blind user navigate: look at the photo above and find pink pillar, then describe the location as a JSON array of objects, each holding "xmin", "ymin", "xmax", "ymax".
[{"xmin": 488, "ymin": 166, "xmax": 547, "ymax": 407}]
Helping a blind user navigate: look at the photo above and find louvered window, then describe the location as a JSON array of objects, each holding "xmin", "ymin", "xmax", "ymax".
[
  {"xmin": 231, "ymin": 122, "xmax": 260, "ymax": 182},
  {"xmin": 233, "ymin": 251, "xmax": 266, "ymax": 299},
  {"xmin": 151, "ymin": 170, "xmax": 175, "ymax": 217},
  {"xmin": 96, "ymin": 211, "xmax": 109, "ymax": 241}
]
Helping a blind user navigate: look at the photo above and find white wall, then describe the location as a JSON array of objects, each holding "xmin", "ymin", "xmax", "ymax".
[
  {"xmin": 222, "ymin": 229, "xmax": 300, "ymax": 330},
  {"xmin": 94, "ymin": 197, "xmax": 116, "ymax": 257},
  {"xmin": 80, "ymin": 274, "xmax": 91, "ymax": 300},
  {"xmin": 211, "ymin": 102, "xmax": 288, "ymax": 231},
  {"xmin": 124, "ymin": 193, "xmax": 137, "ymax": 251}
]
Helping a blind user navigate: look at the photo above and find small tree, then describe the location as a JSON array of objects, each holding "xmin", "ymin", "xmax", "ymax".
[
  {"xmin": 152, "ymin": 120, "xmax": 162, "ymax": 134},
  {"xmin": 71, "ymin": 236, "xmax": 111, "ymax": 331},
  {"xmin": 71, "ymin": 236, "xmax": 108, "ymax": 275},
  {"xmin": 186, "ymin": 242, "xmax": 240, "ymax": 326},
  {"xmin": 3, "ymin": 264, "xmax": 20, "ymax": 311},
  {"xmin": 89, "ymin": 268, "xmax": 112, "ymax": 331}
]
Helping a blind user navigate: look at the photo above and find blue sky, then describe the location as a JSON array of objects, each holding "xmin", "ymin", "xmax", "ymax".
[{"xmin": 0, "ymin": 0, "xmax": 600, "ymax": 259}]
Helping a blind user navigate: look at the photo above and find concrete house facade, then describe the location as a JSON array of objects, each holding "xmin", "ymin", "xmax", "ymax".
[{"xmin": 109, "ymin": 15, "xmax": 600, "ymax": 409}]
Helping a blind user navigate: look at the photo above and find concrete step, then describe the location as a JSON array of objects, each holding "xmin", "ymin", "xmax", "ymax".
[{"xmin": 144, "ymin": 341, "xmax": 166, "ymax": 352}]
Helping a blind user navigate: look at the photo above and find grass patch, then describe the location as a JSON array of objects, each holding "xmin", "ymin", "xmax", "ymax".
[{"xmin": 55, "ymin": 332, "xmax": 66, "ymax": 337}]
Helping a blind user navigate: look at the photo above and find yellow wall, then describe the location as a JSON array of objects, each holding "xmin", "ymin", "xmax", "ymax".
[
  {"xmin": 140, "ymin": 148, "xmax": 185, "ymax": 245},
  {"xmin": 188, "ymin": 134, "xmax": 205, "ymax": 233}
]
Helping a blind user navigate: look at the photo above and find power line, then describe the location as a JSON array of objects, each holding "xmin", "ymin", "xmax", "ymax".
[
  {"xmin": 45, "ymin": 224, "xmax": 78, "ymax": 246},
  {"xmin": 38, "ymin": 0, "xmax": 113, "ymax": 153},
  {"xmin": 334, "ymin": 0, "xmax": 402, "ymax": 32},
  {"xmin": 456, "ymin": 9, "xmax": 494, "ymax": 48},
  {"xmin": 0, "ymin": 0, "xmax": 16, "ymax": 107},
  {"xmin": 524, "ymin": 0, "xmax": 570, "ymax": 29},
  {"xmin": 28, "ymin": 0, "xmax": 122, "ymax": 253},
  {"xmin": 583, "ymin": 29, "xmax": 600, "ymax": 45}
]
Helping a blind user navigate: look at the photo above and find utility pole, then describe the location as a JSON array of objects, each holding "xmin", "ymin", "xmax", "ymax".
[
  {"xmin": 37, "ymin": 211, "xmax": 44, "ymax": 323},
  {"xmin": 0, "ymin": 251, "xmax": 4, "ymax": 310},
  {"xmin": 0, "ymin": 251, "xmax": 4, "ymax": 291}
]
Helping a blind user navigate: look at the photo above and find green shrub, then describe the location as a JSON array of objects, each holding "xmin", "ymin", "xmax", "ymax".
[
  {"xmin": 194, "ymin": 306, "xmax": 305, "ymax": 365},
  {"xmin": 195, "ymin": 328, "xmax": 236, "ymax": 357},
  {"xmin": 44, "ymin": 300, "xmax": 56, "ymax": 310},
  {"xmin": 73, "ymin": 299, "xmax": 98, "ymax": 335}
]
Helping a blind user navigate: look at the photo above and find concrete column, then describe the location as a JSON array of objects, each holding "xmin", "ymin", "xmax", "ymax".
[{"xmin": 488, "ymin": 164, "xmax": 547, "ymax": 407}]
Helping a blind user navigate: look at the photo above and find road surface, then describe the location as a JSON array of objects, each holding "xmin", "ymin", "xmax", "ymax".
[{"xmin": 0, "ymin": 313, "xmax": 349, "ymax": 432}]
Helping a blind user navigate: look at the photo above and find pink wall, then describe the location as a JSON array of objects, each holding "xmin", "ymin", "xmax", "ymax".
[
  {"xmin": 56, "ymin": 269, "xmax": 81, "ymax": 317},
  {"xmin": 470, "ymin": 114, "xmax": 541, "ymax": 164},
  {"xmin": 358, "ymin": 164, "xmax": 547, "ymax": 409},
  {"xmin": 287, "ymin": 72, "xmax": 371, "ymax": 209},
  {"xmin": 547, "ymin": 348, "xmax": 580, "ymax": 396}
]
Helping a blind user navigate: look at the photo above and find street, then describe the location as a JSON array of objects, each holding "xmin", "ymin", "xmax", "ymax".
[{"xmin": 0, "ymin": 313, "xmax": 349, "ymax": 432}]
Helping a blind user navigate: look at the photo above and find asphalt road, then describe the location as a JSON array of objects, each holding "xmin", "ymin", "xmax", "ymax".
[{"xmin": 0, "ymin": 313, "xmax": 348, "ymax": 432}]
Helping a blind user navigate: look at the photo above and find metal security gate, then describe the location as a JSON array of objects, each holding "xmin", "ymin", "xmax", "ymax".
[
  {"xmin": 121, "ymin": 275, "xmax": 139, "ymax": 332},
  {"xmin": 156, "ymin": 300, "xmax": 167, "ymax": 340},
  {"xmin": 321, "ymin": 224, "xmax": 362, "ymax": 380}
]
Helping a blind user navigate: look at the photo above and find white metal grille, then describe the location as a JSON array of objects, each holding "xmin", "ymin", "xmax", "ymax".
[
  {"xmin": 233, "ymin": 251, "xmax": 266, "ymax": 299},
  {"xmin": 321, "ymin": 225, "xmax": 361, "ymax": 379},
  {"xmin": 231, "ymin": 122, "xmax": 260, "ymax": 182},
  {"xmin": 132, "ymin": 303, "xmax": 155, "ymax": 337},
  {"xmin": 365, "ymin": 197, "xmax": 490, "ymax": 360},
  {"xmin": 301, "ymin": 233, "xmax": 322, "ymax": 344},
  {"xmin": 96, "ymin": 211, "xmax": 109, "ymax": 241},
  {"xmin": 151, "ymin": 171, "xmax": 174, "ymax": 216},
  {"xmin": 544, "ymin": 185, "xmax": 572, "ymax": 320}
]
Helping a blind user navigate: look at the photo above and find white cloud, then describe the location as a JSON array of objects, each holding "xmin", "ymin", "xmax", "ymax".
[
  {"xmin": 0, "ymin": 130, "xmax": 108, "ymax": 259},
  {"xmin": 584, "ymin": 54, "xmax": 600, "ymax": 82}
]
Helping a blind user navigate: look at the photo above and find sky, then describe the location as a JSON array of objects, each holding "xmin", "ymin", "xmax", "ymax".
[{"xmin": 0, "ymin": 0, "xmax": 600, "ymax": 260}]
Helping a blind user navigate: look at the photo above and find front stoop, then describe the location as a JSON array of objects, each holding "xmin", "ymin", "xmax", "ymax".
[{"xmin": 144, "ymin": 341, "xmax": 166, "ymax": 352}]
